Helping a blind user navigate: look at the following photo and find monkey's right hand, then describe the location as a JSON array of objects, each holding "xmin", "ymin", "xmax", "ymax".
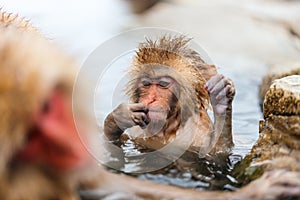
[
  {"xmin": 104, "ymin": 103, "xmax": 150, "ymax": 140},
  {"xmin": 111, "ymin": 103, "xmax": 150, "ymax": 130}
]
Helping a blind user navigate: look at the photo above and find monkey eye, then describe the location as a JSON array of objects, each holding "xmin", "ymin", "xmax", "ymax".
[
  {"xmin": 158, "ymin": 80, "xmax": 171, "ymax": 88},
  {"xmin": 141, "ymin": 80, "xmax": 151, "ymax": 87}
]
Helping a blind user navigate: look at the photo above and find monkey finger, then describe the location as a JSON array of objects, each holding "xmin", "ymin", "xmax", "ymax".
[
  {"xmin": 141, "ymin": 113, "xmax": 150, "ymax": 125},
  {"xmin": 133, "ymin": 112, "xmax": 149, "ymax": 122},
  {"xmin": 132, "ymin": 112, "xmax": 149, "ymax": 128},
  {"xmin": 226, "ymin": 85, "xmax": 236, "ymax": 98},
  {"xmin": 129, "ymin": 103, "xmax": 148, "ymax": 113},
  {"xmin": 140, "ymin": 122, "xmax": 148, "ymax": 129},
  {"xmin": 215, "ymin": 85, "xmax": 229, "ymax": 100},
  {"xmin": 223, "ymin": 77, "xmax": 234, "ymax": 86},
  {"xmin": 205, "ymin": 74, "xmax": 224, "ymax": 91},
  {"xmin": 208, "ymin": 77, "xmax": 227, "ymax": 95},
  {"xmin": 216, "ymin": 85, "xmax": 235, "ymax": 101},
  {"xmin": 133, "ymin": 118, "xmax": 147, "ymax": 129}
]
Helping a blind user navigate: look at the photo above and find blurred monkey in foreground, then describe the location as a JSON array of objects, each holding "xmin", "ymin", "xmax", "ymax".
[
  {"xmin": 0, "ymin": 11, "xmax": 99, "ymax": 199},
  {"xmin": 1, "ymin": 11, "xmax": 299, "ymax": 200}
]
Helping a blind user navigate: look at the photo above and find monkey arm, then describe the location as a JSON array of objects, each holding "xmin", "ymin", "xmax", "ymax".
[
  {"xmin": 104, "ymin": 113, "xmax": 124, "ymax": 141},
  {"xmin": 104, "ymin": 103, "xmax": 150, "ymax": 141},
  {"xmin": 211, "ymin": 107, "xmax": 234, "ymax": 153},
  {"xmin": 80, "ymin": 168, "xmax": 300, "ymax": 200},
  {"xmin": 205, "ymin": 74, "xmax": 235, "ymax": 153}
]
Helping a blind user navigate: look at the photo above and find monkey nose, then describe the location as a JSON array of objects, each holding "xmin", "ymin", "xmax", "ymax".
[
  {"xmin": 145, "ymin": 92, "xmax": 157, "ymax": 105},
  {"xmin": 146, "ymin": 99, "xmax": 155, "ymax": 106},
  {"xmin": 146, "ymin": 94, "xmax": 157, "ymax": 105}
]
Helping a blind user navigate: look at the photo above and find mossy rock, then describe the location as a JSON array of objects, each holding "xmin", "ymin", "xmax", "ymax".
[
  {"xmin": 263, "ymin": 75, "xmax": 300, "ymax": 118},
  {"xmin": 259, "ymin": 63, "xmax": 300, "ymax": 108},
  {"xmin": 233, "ymin": 117, "xmax": 300, "ymax": 185},
  {"xmin": 233, "ymin": 75, "xmax": 300, "ymax": 186}
]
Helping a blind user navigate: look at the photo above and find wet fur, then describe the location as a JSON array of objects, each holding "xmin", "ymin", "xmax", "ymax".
[
  {"xmin": 0, "ymin": 11, "xmax": 94, "ymax": 199},
  {"xmin": 2, "ymin": 11, "xmax": 300, "ymax": 200},
  {"xmin": 125, "ymin": 35, "xmax": 223, "ymax": 152}
]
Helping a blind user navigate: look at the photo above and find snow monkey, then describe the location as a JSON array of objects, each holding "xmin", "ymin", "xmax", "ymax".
[
  {"xmin": 0, "ymin": 11, "xmax": 101, "ymax": 199},
  {"xmin": 104, "ymin": 35, "xmax": 235, "ymax": 155},
  {"xmin": 1, "ymin": 10, "xmax": 300, "ymax": 200}
]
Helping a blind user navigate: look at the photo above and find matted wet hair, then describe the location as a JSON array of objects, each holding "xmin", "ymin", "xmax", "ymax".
[{"xmin": 126, "ymin": 35, "xmax": 212, "ymax": 113}]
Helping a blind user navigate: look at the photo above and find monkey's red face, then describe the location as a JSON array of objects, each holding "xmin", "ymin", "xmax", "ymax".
[
  {"xmin": 138, "ymin": 76, "xmax": 177, "ymax": 121},
  {"xmin": 13, "ymin": 89, "xmax": 89, "ymax": 172}
]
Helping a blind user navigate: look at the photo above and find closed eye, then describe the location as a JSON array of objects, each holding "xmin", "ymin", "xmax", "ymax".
[
  {"xmin": 142, "ymin": 80, "xmax": 151, "ymax": 87},
  {"xmin": 158, "ymin": 81, "xmax": 170, "ymax": 88}
]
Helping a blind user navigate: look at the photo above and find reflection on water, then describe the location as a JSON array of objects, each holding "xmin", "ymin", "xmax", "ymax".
[
  {"xmin": 107, "ymin": 140, "xmax": 243, "ymax": 191},
  {"xmin": 140, "ymin": 154, "xmax": 242, "ymax": 191}
]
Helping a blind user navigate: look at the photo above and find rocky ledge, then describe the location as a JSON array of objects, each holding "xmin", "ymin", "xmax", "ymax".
[
  {"xmin": 259, "ymin": 63, "xmax": 300, "ymax": 108},
  {"xmin": 234, "ymin": 75, "xmax": 300, "ymax": 185}
]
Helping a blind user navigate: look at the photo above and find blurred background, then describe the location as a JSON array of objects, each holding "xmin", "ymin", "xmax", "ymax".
[{"xmin": 1, "ymin": 0, "xmax": 300, "ymax": 166}]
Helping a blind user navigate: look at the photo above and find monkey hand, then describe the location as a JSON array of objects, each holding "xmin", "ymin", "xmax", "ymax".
[
  {"xmin": 112, "ymin": 103, "xmax": 150, "ymax": 130},
  {"xmin": 205, "ymin": 74, "xmax": 235, "ymax": 116}
]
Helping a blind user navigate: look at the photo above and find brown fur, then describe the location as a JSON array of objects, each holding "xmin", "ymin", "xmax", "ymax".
[
  {"xmin": 127, "ymin": 35, "xmax": 215, "ymax": 111},
  {"xmin": 123, "ymin": 35, "xmax": 220, "ymax": 152},
  {"xmin": 0, "ymin": 11, "xmax": 219, "ymax": 200},
  {"xmin": 0, "ymin": 11, "xmax": 95, "ymax": 199},
  {"xmin": 2, "ymin": 11, "xmax": 299, "ymax": 200},
  {"xmin": 0, "ymin": 10, "xmax": 38, "ymax": 32}
]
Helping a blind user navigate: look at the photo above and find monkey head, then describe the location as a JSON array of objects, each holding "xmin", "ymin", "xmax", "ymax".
[{"xmin": 126, "ymin": 35, "xmax": 213, "ymax": 133}]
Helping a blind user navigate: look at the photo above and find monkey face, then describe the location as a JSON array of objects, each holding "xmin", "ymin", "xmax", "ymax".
[
  {"xmin": 133, "ymin": 75, "xmax": 180, "ymax": 136},
  {"xmin": 127, "ymin": 63, "xmax": 199, "ymax": 136},
  {"xmin": 138, "ymin": 76, "xmax": 177, "ymax": 121}
]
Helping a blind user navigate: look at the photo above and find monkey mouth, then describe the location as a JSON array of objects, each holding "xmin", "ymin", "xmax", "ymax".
[
  {"xmin": 148, "ymin": 109, "xmax": 166, "ymax": 113},
  {"xmin": 148, "ymin": 108, "xmax": 169, "ymax": 115},
  {"xmin": 147, "ymin": 105, "xmax": 169, "ymax": 112},
  {"xmin": 147, "ymin": 109, "xmax": 168, "ymax": 120}
]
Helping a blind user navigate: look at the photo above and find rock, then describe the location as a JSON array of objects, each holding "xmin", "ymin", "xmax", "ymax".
[
  {"xmin": 259, "ymin": 63, "xmax": 300, "ymax": 108},
  {"xmin": 233, "ymin": 75, "xmax": 300, "ymax": 185},
  {"xmin": 263, "ymin": 75, "xmax": 300, "ymax": 118}
]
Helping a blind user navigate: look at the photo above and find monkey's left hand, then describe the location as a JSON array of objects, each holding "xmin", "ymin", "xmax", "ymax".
[{"xmin": 205, "ymin": 74, "xmax": 235, "ymax": 116}]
